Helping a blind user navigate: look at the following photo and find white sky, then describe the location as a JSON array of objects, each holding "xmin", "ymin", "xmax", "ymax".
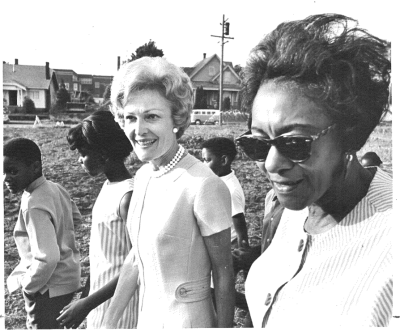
[{"xmin": 1, "ymin": 0, "xmax": 395, "ymax": 76}]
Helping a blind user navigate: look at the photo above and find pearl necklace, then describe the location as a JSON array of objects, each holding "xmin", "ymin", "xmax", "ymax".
[{"xmin": 153, "ymin": 145, "xmax": 185, "ymax": 178}]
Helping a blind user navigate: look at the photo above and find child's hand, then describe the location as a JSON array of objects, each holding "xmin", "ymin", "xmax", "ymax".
[{"xmin": 57, "ymin": 298, "xmax": 91, "ymax": 329}]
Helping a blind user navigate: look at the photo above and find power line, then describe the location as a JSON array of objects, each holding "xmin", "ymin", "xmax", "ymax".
[{"xmin": 211, "ymin": 14, "xmax": 234, "ymax": 126}]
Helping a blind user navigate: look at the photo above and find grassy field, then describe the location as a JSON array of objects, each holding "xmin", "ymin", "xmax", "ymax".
[{"xmin": 2, "ymin": 121, "xmax": 392, "ymax": 329}]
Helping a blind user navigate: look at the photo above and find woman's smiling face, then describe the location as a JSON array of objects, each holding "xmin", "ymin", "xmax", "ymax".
[
  {"xmin": 251, "ymin": 81, "xmax": 344, "ymax": 210},
  {"xmin": 123, "ymin": 89, "xmax": 177, "ymax": 165}
]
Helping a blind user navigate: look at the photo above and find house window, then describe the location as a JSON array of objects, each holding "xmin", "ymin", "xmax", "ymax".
[
  {"xmin": 64, "ymin": 83, "xmax": 70, "ymax": 90},
  {"xmin": 30, "ymin": 91, "xmax": 39, "ymax": 99},
  {"xmin": 73, "ymin": 83, "xmax": 78, "ymax": 91},
  {"xmin": 209, "ymin": 66, "xmax": 215, "ymax": 76},
  {"xmin": 95, "ymin": 82, "xmax": 100, "ymax": 88},
  {"xmin": 80, "ymin": 78, "xmax": 92, "ymax": 84},
  {"xmin": 73, "ymin": 75, "xmax": 78, "ymax": 81}
]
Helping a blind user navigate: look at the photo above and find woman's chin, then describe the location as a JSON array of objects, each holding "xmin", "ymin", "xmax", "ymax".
[{"xmin": 277, "ymin": 194, "xmax": 309, "ymax": 211}]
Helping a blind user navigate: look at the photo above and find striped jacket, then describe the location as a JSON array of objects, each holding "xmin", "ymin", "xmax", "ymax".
[{"xmin": 246, "ymin": 168, "xmax": 393, "ymax": 328}]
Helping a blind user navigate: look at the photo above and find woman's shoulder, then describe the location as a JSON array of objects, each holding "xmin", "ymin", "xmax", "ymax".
[
  {"xmin": 180, "ymin": 153, "xmax": 216, "ymax": 178},
  {"xmin": 365, "ymin": 167, "xmax": 392, "ymax": 212}
]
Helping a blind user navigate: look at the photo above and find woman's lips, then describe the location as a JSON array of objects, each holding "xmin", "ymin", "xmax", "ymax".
[
  {"xmin": 272, "ymin": 179, "xmax": 303, "ymax": 193},
  {"xmin": 135, "ymin": 139, "xmax": 157, "ymax": 147}
]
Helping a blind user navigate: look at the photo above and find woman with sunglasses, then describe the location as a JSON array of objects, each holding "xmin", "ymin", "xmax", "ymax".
[{"xmin": 236, "ymin": 14, "xmax": 392, "ymax": 328}]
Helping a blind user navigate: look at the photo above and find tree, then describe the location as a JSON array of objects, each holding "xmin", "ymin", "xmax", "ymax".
[
  {"xmin": 127, "ymin": 40, "xmax": 164, "ymax": 62},
  {"xmin": 223, "ymin": 96, "xmax": 231, "ymax": 111},
  {"xmin": 22, "ymin": 96, "xmax": 36, "ymax": 114},
  {"xmin": 56, "ymin": 79, "xmax": 71, "ymax": 109},
  {"xmin": 194, "ymin": 86, "xmax": 207, "ymax": 109}
]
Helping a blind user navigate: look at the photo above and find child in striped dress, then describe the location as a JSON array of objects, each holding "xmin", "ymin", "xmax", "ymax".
[{"xmin": 57, "ymin": 110, "xmax": 138, "ymax": 328}]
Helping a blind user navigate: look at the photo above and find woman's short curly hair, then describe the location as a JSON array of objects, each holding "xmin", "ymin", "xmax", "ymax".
[
  {"xmin": 110, "ymin": 57, "xmax": 194, "ymax": 139},
  {"xmin": 67, "ymin": 110, "xmax": 133, "ymax": 161},
  {"xmin": 244, "ymin": 14, "xmax": 391, "ymax": 151}
]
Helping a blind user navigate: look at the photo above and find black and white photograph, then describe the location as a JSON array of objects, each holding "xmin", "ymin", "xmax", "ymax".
[{"xmin": 1, "ymin": 0, "xmax": 396, "ymax": 329}]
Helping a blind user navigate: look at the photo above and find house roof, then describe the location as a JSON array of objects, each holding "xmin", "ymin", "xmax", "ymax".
[
  {"xmin": 53, "ymin": 69, "xmax": 79, "ymax": 76},
  {"xmin": 189, "ymin": 54, "xmax": 219, "ymax": 79},
  {"xmin": 184, "ymin": 54, "xmax": 241, "ymax": 88},
  {"xmin": 211, "ymin": 65, "xmax": 242, "ymax": 83},
  {"xmin": 3, "ymin": 63, "xmax": 54, "ymax": 90},
  {"xmin": 182, "ymin": 67, "xmax": 194, "ymax": 76}
]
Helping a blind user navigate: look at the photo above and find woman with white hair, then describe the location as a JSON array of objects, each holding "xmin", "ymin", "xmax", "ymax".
[{"xmin": 102, "ymin": 57, "xmax": 235, "ymax": 328}]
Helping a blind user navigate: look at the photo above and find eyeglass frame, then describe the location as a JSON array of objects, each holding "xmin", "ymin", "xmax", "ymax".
[{"xmin": 235, "ymin": 123, "xmax": 337, "ymax": 163}]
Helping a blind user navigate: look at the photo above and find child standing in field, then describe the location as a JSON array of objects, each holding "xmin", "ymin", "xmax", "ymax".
[
  {"xmin": 58, "ymin": 110, "xmax": 138, "ymax": 329},
  {"xmin": 4, "ymin": 138, "xmax": 81, "ymax": 329},
  {"xmin": 201, "ymin": 137, "xmax": 249, "ymax": 248}
]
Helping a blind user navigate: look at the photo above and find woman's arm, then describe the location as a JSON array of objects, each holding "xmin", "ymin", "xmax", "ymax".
[
  {"xmin": 101, "ymin": 249, "xmax": 139, "ymax": 329},
  {"xmin": 204, "ymin": 228, "xmax": 235, "ymax": 328}
]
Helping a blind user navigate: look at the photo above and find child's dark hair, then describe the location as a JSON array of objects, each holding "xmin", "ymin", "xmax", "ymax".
[
  {"xmin": 361, "ymin": 151, "xmax": 382, "ymax": 166},
  {"xmin": 67, "ymin": 110, "xmax": 133, "ymax": 161},
  {"xmin": 201, "ymin": 137, "xmax": 237, "ymax": 161},
  {"xmin": 4, "ymin": 138, "xmax": 42, "ymax": 166}
]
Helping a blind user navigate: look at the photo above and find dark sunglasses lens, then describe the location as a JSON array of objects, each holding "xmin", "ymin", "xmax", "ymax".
[
  {"xmin": 276, "ymin": 136, "xmax": 311, "ymax": 161},
  {"xmin": 237, "ymin": 137, "xmax": 270, "ymax": 161}
]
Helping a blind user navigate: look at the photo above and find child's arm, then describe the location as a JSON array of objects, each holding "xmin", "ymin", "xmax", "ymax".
[
  {"xmin": 57, "ymin": 190, "xmax": 133, "ymax": 328},
  {"xmin": 232, "ymin": 213, "xmax": 249, "ymax": 248},
  {"xmin": 21, "ymin": 208, "xmax": 60, "ymax": 294},
  {"xmin": 70, "ymin": 199, "xmax": 82, "ymax": 225},
  {"xmin": 119, "ymin": 190, "xmax": 133, "ymax": 224},
  {"xmin": 57, "ymin": 275, "xmax": 119, "ymax": 329},
  {"xmin": 101, "ymin": 250, "xmax": 139, "ymax": 329}
]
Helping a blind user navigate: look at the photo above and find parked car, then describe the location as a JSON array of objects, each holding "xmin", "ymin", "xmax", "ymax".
[{"xmin": 191, "ymin": 109, "xmax": 220, "ymax": 125}]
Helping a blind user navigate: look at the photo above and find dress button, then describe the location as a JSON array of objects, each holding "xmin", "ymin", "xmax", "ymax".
[
  {"xmin": 264, "ymin": 293, "xmax": 272, "ymax": 306},
  {"xmin": 298, "ymin": 239, "xmax": 304, "ymax": 252},
  {"xmin": 179, "ymin": 288, "xmax": 187, "ymax": 296}
]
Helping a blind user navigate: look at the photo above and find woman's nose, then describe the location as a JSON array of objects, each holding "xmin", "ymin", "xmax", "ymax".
[
  {"xmin": 264, "ymin": 145, "xmax": 294, "ymax": 174},
  {"xmin": 128, "ymin": 118, "xmax": 147, "ymax": 139}
]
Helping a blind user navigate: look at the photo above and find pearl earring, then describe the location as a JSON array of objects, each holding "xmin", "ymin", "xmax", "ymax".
[{"xmin": 173, "ymin": 128, "xmax": 178, "ymax": 134}]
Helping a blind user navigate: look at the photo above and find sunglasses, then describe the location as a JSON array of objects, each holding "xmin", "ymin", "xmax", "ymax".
[{"xmin": 235, "ymin": 124, "xmax": 336, "ymax": 163}]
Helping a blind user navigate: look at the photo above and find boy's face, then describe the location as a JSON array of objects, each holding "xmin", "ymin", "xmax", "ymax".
[
  {"xmin": 202, "ymin": 148, "xmax": 224, "ymax": 176},
  {"xmin": 77, "ymin": 147, "xmax": 105, "ymax": 177},
  {"xmin": 3, "ymin": 157, "xmax": 37, "ymax": 194}
]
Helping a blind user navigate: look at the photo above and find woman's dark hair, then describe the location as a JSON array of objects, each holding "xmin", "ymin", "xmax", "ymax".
[
  {"xmin": 244, "ymin": 14, "xmax": 391, "ymax": 151},
  {"xmin": 67, "ymin": 110, "xmax": 133, "ymax": 161},
  {"xmin": 201, "ymin": 137, "xmax": 237, "ymax": 161}
]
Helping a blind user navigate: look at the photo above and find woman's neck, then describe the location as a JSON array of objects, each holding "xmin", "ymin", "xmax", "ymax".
[
  {"xmin": 104, "ymin": 160, "xmax": 132, "ymax": 183},
  {"xmin": 151, "ymin": 141, "xmax": 179, "ymax": 170},
  {"xmin": 305, "ymin": 156, "xmax": 375, "ymax": 234}
]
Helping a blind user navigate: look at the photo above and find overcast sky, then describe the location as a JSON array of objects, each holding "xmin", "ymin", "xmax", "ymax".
[{"xmin": 1, "ymin": 0, "xmax": 394, "ymax": 77}]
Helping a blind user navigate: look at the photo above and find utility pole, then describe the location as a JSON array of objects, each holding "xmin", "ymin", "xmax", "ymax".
[{"xmin": 211, "ymin": 14, "xmax": 234, "ymax": 126}]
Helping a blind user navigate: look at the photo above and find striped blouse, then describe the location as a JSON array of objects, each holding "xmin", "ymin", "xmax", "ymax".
[
  {"xmin": 87, "ymin": 179, "xmax": 138, "ymax": 329},
  {"xmin": 245, "ymin": 168, "xmax": 393, "ymax": 328}
]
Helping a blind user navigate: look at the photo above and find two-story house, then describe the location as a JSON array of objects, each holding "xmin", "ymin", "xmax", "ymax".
[
  {"xmin": 53, "ymin": 70, "xmax": 113, "ymax": 102},
  {"xmin": 53, "ymin": 69, "xmax": 81, "ymax": 93},
  {"xmin": 183, "ymin": 54, "xmax": 242, "ymax": 109},
  {"xmin": 3, "ymin": 60, "xmax": 58, "ymax": 111}
]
